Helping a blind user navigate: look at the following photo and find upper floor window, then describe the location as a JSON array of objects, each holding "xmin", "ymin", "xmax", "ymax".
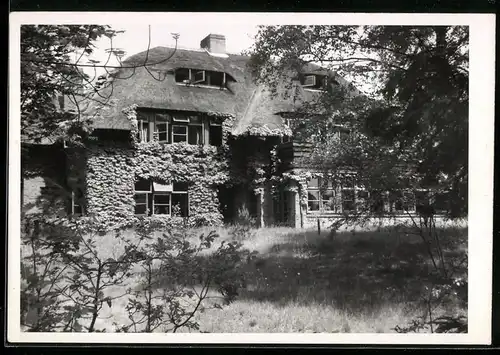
[
  {"xmin": 175, "ymin": 68, "xmax": 228, "ymax": 89},
  {"xmin": 136, "ymin": 110, "xmax": 222, "ymax": 146},
  {"xmin": 301, "ymin": 74, "xmax": 327, "ymax": 91}
]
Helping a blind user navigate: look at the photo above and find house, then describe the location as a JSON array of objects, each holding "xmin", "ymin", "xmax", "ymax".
[{"xmin": 22, "ymin": 33, "xmax": 447, "ymax": 231}]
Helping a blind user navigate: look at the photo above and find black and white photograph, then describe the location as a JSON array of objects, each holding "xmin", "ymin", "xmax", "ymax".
[{"xmin": 8, "ymin": 12, "xmax": 494, "ymax": 344}]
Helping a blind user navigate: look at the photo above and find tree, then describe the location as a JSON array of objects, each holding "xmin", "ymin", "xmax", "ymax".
[
  {"xmin": 249, "ymin": 25, "xmax": 468, "ymax": 219},
  {"xmin": 249, "ymin": 25, "xmax": 469, "ymax": 333},
  {"xmin": 20, "ymin": 25, "xmax": 117, "ymax": 144}
]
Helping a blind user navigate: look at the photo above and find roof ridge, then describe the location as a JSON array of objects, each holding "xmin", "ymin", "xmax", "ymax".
[{"xmin": 137, "ymin": 45, "xmax": 250, "ymax": 58}]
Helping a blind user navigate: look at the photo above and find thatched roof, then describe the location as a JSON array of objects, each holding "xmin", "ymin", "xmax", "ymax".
[
  {"xmin": 89, "ymin": 46, "xmax": 362, "ymax": 135},
  {"xmin": 90, "ymin": 47, "xmax": 256, "ymax": 130}
]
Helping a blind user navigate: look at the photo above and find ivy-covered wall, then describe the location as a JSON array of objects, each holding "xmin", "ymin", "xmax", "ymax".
[{"xmin": 76, "ymin": 107, "xmax": 237, "ymax": 230}]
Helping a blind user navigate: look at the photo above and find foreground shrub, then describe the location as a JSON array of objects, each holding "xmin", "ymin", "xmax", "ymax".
[{"xmin": 20, "ymin": 215, "xmax": 252, "ymax": 332}]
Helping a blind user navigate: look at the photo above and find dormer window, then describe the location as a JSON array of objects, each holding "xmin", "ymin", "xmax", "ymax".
[
  {"xmin": 175, "ymin": 68, "xmax": 228, "ymax": 88},
  {"xmin": 301, "ymin": 74, "xmax": 339, "ymax": 91}
]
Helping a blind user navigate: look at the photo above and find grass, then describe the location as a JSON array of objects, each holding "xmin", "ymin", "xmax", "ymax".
[
  {"xmin": 21, "ymin": 224, "xmax": 468, "ymax": 333},
  {"xmin": 181, "ymin": 225, "xmax": 467, "ymax": 333}
]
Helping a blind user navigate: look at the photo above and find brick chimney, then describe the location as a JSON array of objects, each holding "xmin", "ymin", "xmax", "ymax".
[{"xmin": 200, "ymin": 34, "xmax": 226, "ymax": 54}]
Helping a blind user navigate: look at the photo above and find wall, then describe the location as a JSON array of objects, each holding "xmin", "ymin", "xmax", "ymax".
[{"xmin": 82, "ymin": 140, "xmax": 230, "ymax": 230}]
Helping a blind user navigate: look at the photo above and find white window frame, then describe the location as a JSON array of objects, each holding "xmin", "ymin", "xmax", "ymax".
[
  {"xmin": 134, "ymin": 179, "xmax": 152, "ymax": 216},
  {"xmin": 171, "ymin": 183, "xmax": 189, "ymax": 217},
  {"xmin": 152, "ymin": 192, "xmax": 171, "ymax": 216},
  {"xmin": 307, "ymin": 177, "xmax": 339, "ymax": 213},
  {"xmin": 193, "ymin": 70, "xmax": 206, "ymax": 84},
  {"xmin": 172, "ymin": 114, "xmax": 190, "ymax": 123},
  {"xmin": 155, "ymin": 121, "xmax": 169, "ymax": 143},
  {"xmin": 302, "ymin": 75, "xmax": 316, "ymax": 87},
  {"xmin": 172, "ymin": 124, "xmax": 188, "ymax": 143},
  {"xmin": 71, "ymin": 190, "xmax": 84, "ymax": 216},
  {"xmin": 137, "ymin": 119, "xmax": 149, "ymax": 142}
]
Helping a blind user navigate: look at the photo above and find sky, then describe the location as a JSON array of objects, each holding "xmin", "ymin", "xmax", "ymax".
[{"xmin": 85, "ymin": 23, "xmax": 259, "ymax": 76}]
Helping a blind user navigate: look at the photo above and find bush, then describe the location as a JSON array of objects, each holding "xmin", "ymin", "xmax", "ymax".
[{"xmin": 20, "ymin": 215, "xmax": 252, "ymax": 332}]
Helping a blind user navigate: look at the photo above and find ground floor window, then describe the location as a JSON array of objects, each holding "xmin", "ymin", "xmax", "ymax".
[
  {"xmin": 70, "ymin": 188, "xmax": 84, "ymax": 215},
  {"xmin": 307, "ymin": 177, "xmax": 341, "ymax": 213},
  {"xmin": 134, "ymin": 178, "xmax": 189, "ymax": 217},
  {"xmin": 389, "ymin": 191, "xmax": 416, "ymax": 214},
  {"xmin": 305, "ymin": 175, "xmax": 437, "ymax": 215}
]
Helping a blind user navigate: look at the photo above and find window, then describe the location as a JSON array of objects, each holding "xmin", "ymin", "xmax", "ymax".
[
  {"xmin": 71, "ymin": 188, "xmax": 84, "ymax": 215},
  {"xmin": 134, "ymin": 178, "xmax": 151, "ymax": 215},
  {"xmin": 137, "ymin": 119, "xmax": 149, "ymax": 143},
  {"xmin": 209, "ymin": 122, "xmax": 223, "ymax": 146},
  {"xmin": 172, "ymin": 114, "xmax": 190, "ymax": 123},
  {"xmin": 188, "ymin": 122, "xmax": 203, "ymax": 145},
  {"xmin": 155, "ymin": 122, "xmax": 169, "ymax": 143},
  {"xmin": 370, "ymin": 190, "xmax": 386, "ymax": 213},
  {"xmin": 307, "ymin": 178, "xmax": 320, "ymax": 211},
  {"xmin": 301, "ymin": 74, "xmax": 329, "ymax": 90},
  {"xmin": 171, "ymin": 182, "xmax": 189, "ymax": 217},
  {"xmin": 341, "ymin": 176, "xmax": 356, "ymax": 213},
  {"xmin": 307, "ymin": 177, "xmax": 339, "ymax": 213},
  {"xmin": 172, "ymin": 125, "xmax": 188, "ymax": 143},
  {"xmin": 134, "ymin": 179, "xmax": 189, "ymax": 217},
  {"xmin": 174, "ymin": 68, "xmax": 227, "ymax": 88},
  {"xmin": 193, "ymin": 70, "xmax": 206, "ymax": 84},
  {"xmin": 390, "ymin": 191, "xmax": 416, "ymax": 213},
  {"xmin": 175, "ymin": 68, "xmax": 191, "ymax": 83},
  {"xmin": 136, "ymin": 110, "xmax": 225, "ymax": 146},
  {"xmin": 153, "ymin": 194, "xmax": 170, "ymax": 215}
]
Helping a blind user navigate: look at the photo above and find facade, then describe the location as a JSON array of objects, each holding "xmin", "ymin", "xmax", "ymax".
[{"xmin": 22, "ymin": 33, "xmax": 448, "ymax": 230}]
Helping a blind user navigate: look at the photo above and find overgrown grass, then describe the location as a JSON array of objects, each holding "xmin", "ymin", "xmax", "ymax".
[
  {"xmin": 25, "ymin": 224, "xmax": 466, "ymax": 333},
  {"xmin": 181, "ymin": 225, "xmax": 468, "ymax": 333}
]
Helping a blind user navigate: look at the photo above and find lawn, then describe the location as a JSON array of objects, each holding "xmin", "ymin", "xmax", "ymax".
[
  {"xmin": 21, "ymin": 224, "xmax": 468, "ymax": 333},
  {"xmin": 177, "ymin": 225, "xmax": 468, "ymax": 333}
]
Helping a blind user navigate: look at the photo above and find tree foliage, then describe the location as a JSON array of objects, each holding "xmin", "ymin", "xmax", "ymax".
[
  {"xmin": 20, "ymin": 25, "xmax": 118, "ymax": 143},
  {"xmin": 249, "ymin": 25, "xmax": 468, "ymax": 219}
]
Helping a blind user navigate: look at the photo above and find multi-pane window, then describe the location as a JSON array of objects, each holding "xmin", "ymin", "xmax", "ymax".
[
  {"xmin": 154, "ymin": 113, "xmax": 170, "ymax": 143},
  {"xmin": 307, "ymin": 177, "xmax": 339, "ymax": 213},
  {"xmin": 188, "ymin": 115, "xmax": 204, "ymax": 145},
  {"xmin": 301, "ymin": 74, "xmax": 329, "ymax": 90},
  {"xmin": 307, "ymin": 178, "xmax": 320, "ymax": 212},
  {"xmin": 134, "ymin": 179, "xmax": 189, "ymax": 217},
  {"xmin": 174, "ymin": 68, "xmax": 228, "ymax": 88},
  {"xmin": 172, "ymin": 125, "xmax": 188, "ymax": 143},
  {"xmin": 341, "ymin": 176, "xmax": 356, "ymax": 213},
  {"xmin": 136, "ymin": 110, "xmax": 223, "ymax": 146},
  {"xmin": 134, "ymin": 178, "xmax": 151, "ymax": 215}
]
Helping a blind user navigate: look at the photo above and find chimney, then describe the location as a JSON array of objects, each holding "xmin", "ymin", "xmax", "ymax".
[{"xmin": 200, "ymin": 34, "xmax": 226, "ymax": 54}]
